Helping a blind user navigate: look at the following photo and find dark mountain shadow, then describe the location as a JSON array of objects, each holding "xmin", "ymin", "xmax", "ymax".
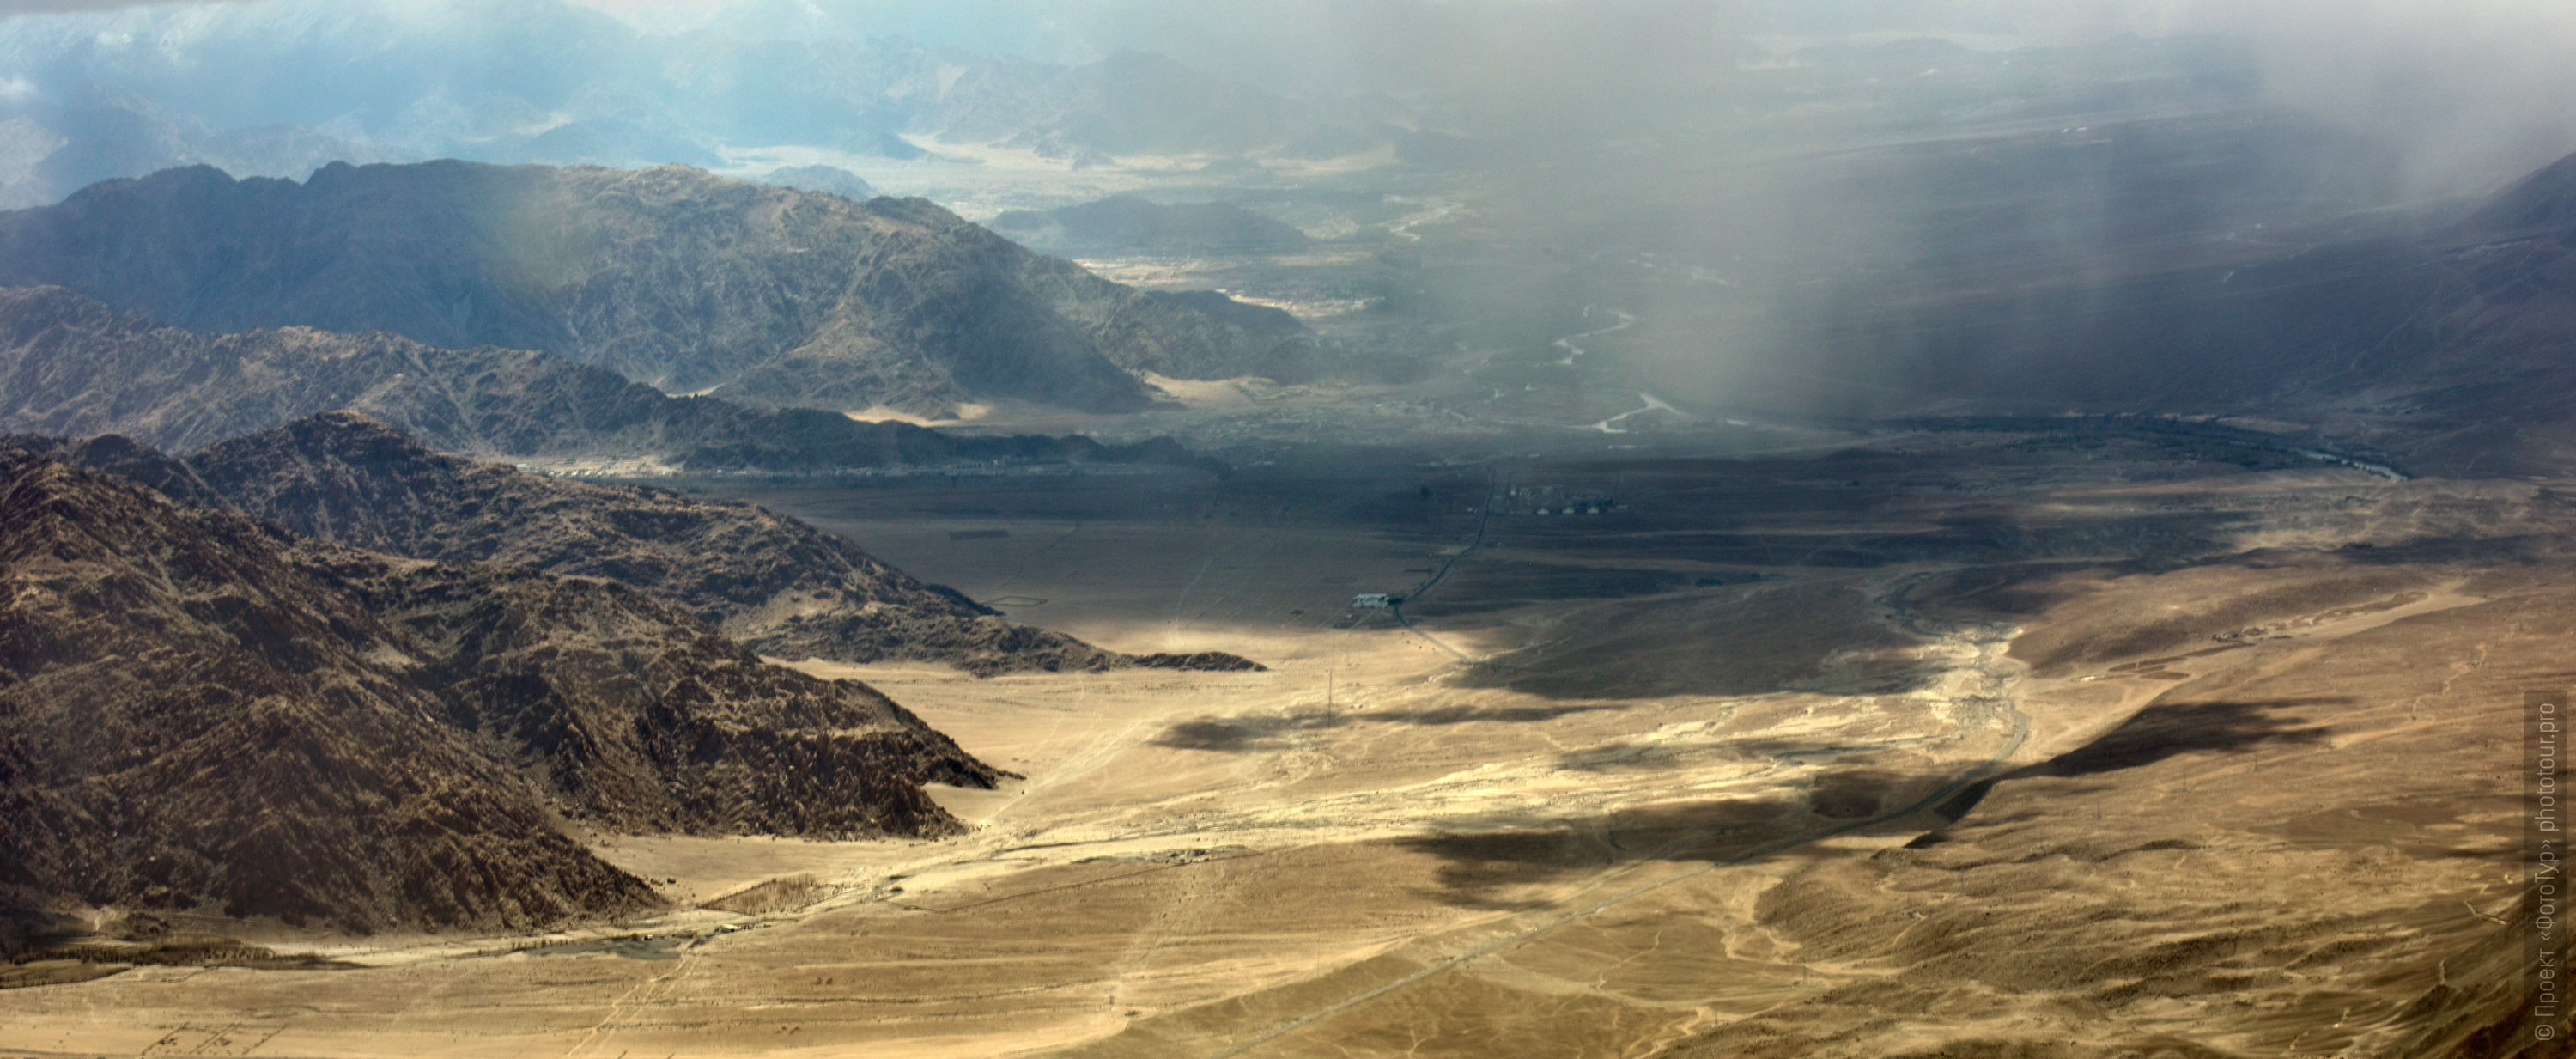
[
  {"xmin": 1151, "ymin": 703, "xmax": 1621, "ymax": 752},
  {"xmin": 1449, "ymin": 581, "xmax": 1933, "ymax": 702},
  {"xmin": 2032, "ymin": 697, "xmax": 2339, "ymax": 778},
  {"xmin": 0, "ymin": 901, "xmax": 88, "ymax": 960},
  {"xmin": 1934, "ymin": 697, "xmax": 2342, "ymax": 824},
  {"xmin": 1153, "ymin": 712, "xmax": 1345, "ymax": 752},
  {"xmin": 1389, "ymin": 791, "xmax": 1855, "ymax": 910},
  {"xmin": 2326, "ymin": 533, "xmax": 2567, "ymax": 567},
  {"xmin": 1509, "ymin": 510, "xmax": 2241, "ymax": 570},
  {"xmin": 1386, "ymin": 757, "xmax": 1996, "ymax": 910},
  {"xmin": 1384, "ymin": 697, "xmax": 2342, "ymax": 908}
]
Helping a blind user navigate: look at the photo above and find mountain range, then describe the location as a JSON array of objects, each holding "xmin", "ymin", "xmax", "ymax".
[
  {"xmin": 0, "ymin": 442, "xmax": 999, "ymax": 937},
  {"xmin": 9, "ymin": 411, "xmax": 1253, "ymax": 676},
  {"xmin": 1804, "ymin": 145, "xmax": 2576, "ymax": 473},
  {"xmin": 0, "ymin": 161, "xmax": 1320, "ymax": 416},
  {"xmin": 0, "ymin": 82, "xmax": 403, "ymax": 215},
  {"xmin": 0, "ymin": 284, "xmax": 1202, "ymax": 472},
  {"xmin": 183, "ymin": 412, "xmax": 1255, "ymax": 674},
  {"xmin": 0, "ymin": 1, "xmax": 1396, "ymax": 209}
]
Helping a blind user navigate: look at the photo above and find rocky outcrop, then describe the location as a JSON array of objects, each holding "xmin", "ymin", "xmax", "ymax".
[{"xmin": 0, "ymin": 161, "xmax": 1321, "ymax": 414}]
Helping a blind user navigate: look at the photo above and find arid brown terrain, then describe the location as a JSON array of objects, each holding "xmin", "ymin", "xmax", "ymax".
[
  {"xmin": 6, "ymin": 35, "xmax": 2576, "ymax": 1057},
  {"xmin": 0, "ymin": 423, "xmax": 2553, "ymax": 1056},
  {"xmin": 0, "ymin": 436, "xmax": 1008, "ymax": 957}
]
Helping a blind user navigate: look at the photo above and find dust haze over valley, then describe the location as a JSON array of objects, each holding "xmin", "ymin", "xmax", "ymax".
[{"xmin": 6, "ymin": 2, "xmax": 2576, "ymax": 1058}]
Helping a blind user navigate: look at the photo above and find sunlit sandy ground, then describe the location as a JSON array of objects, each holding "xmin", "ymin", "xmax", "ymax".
[{"xmin": 0, "ymin": 458, "xmax": 2549, "ymax": 1057}]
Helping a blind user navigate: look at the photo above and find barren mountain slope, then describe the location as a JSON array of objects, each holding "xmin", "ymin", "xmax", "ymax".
[
  {"xmin": 1808, "ymin": 146, "xmax": 2576, "ymax": 473},
  {"xmin": 313, "ymin": 549, "xmax": 1005, "ymax": 837},
  {"xmin": 0, "ymin": 451, "xmax": 656, "ymax": 934},
  {"xmin": 0, "ymin": 284, "xmax": 1202, "ymax": 470},
  {"xmin": 0, "ymin": 441, "xmax": 1012, "ymax": 940},
  {"xmin": 185, "ymin": 412, "xmax": 1256, "ymax": 674},
  {"xmin": 0, "ymin": 161, "xmax": 1319, "ymax": 414}
]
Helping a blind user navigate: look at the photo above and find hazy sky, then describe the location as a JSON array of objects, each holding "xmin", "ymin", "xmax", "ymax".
[
  {"xmin": 549, "ymin": 0, "xmax": 2576, "ymax": 191},
  {"xmin": 0, "ymin": 0, "xmax": 234, "ymax": 11},
  {"xmin": 935, "ymin": 0, "xmax": 2576, "ymax": 193},
  {"xmin": 2190, "ymin": 0, "xmax": 2576, "ymax": 193},
  {"xmin": 4, "ymin": 0, "xmax": 2573, "ymax": 193}
]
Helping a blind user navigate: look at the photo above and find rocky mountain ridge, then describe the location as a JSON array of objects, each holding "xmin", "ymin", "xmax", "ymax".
[
  {"xmin": 187, "ymin": 412, "xmax": 1201, "ymax": 673},
  {"xmin": 0, "ymin": 284, "xmax": 1199, "ymax": 471},
  {"xmin": 0, "ymin": 161, "xmax": 1321, "ymax": 415},
  {"xmin": 9, "ymin": 412, "xmax": 1261, "ymax": 676},
  {"xmin": 0, "ymin": 440, "xmax": 1006, "ymax": 936}
]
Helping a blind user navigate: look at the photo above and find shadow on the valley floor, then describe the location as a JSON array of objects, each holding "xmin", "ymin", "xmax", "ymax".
[
  {"xmin": 1391, "ymin": 697, "xmax": 2342, "ymax": 908},
  {"xmin": 1934, "ymin": 696, "xmax": 2342, "ymax": 822},
  {"xmin": 1551, "ymin": 735, "xmax": 1903, "ymax": 776},
  {"xmin": 2034, "ymin": 697, "xmax": 2339, "ymax": 777},
  {"xmin": 2329, "ymin": 533, "xmax": 2567, "ymax": 567},
  {"xmin": 1152, "ymin": 703, "xmax": 1623, "ymax": 752},
  {"xmin": 1506, "ymin": 511, "xmax": 2242, "ymax": 571},
  {"xmin": 0, "ymin": 901, "xmax": 88, "ymax": 960},
  {"xmin": 1388, "ymin": 765, "xmax": 1951, "ymax": 910},
  {"xmin": 1391, "ymin": 797, "xmax": 1804, "ymax": 910},
  {"xmin": 1445, "ymin": 580, "xmax": 1937, "ymax": 702}
]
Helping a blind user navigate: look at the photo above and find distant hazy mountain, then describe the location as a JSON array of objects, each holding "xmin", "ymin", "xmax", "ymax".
[
  {"xmin": 1805, "ymin": 146, "xmax": 2576, "ymax": 473},
  {"xmin": 0, "ymin": 285, "xmax": 1204, "ymax": 471},
  {"xmin": 0, "ymin": 84, "xmax": 404, "ymax": 209},
  {"xmin": 0, "ymin": 442, "xmax": 1007, "ymax": 936},
  {"xmin": 0, "ymin": 0, "xmax": 1394, "ymax": 181},
  {"xmin": 0, "ymin": 162, "xmax": 1321, "ymax": 413},
  {"xmin": 993, "ymin": 194, "xmax": 1315, "ymax": 254},
  {"xmin": 2464, "ymin": 149, "xmax": 2576, "ymax": 239},
  {"xmin": 185, "ymin": 413, "xmax": 1256, "ymax": 675}
]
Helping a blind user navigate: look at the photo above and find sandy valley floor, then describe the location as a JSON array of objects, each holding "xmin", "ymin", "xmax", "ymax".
[{"xmin": 0, "ymin": 438, "xmax": 2555, "ymax": 1057}]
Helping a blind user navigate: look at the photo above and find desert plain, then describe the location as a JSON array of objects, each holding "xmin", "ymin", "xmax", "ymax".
[{"xmin": 0, "ymin": 424, "xmax": 2546, "ymax": 1058}]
